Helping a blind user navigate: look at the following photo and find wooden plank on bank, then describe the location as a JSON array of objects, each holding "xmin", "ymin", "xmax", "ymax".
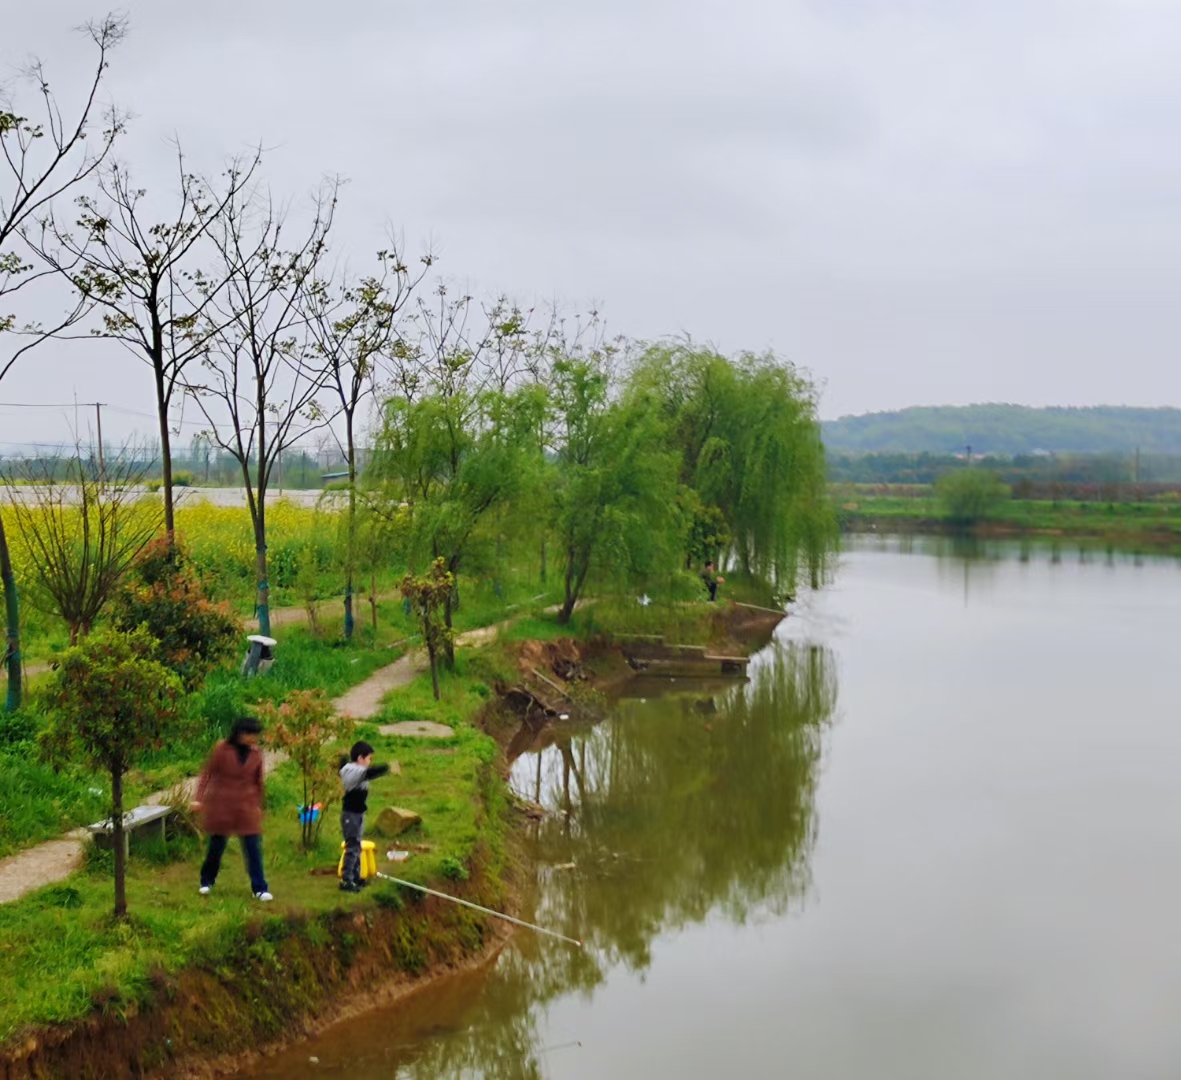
[{"xmin": 733, "ymin": 601, "xmax": 787, "ymax": 617}]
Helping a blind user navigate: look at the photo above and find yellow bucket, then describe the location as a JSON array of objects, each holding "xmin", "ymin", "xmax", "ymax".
[{"xmin": 338, "ymin": 840, "xmax": 377, "ymax": 880}]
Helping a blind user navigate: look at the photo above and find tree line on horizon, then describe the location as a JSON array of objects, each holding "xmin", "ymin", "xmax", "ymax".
[{"xmin": 824, "ymin": 404, "xmax": 1181, "ymax": 457}]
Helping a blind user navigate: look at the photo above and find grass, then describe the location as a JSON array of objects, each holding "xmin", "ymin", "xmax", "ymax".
[
  {"xmin": 0, "ymin": 625, "xmax": 407, "ymax": 859},
  {"xmin": 0, "ymin": 552, "xmax": 763, "ymax": 1055},
  {"xmin": 838, "ymin": 489, "xmax": 1181, "ymax": 551},
  {"xmin": 0, "ymin": 654, "xmax": 509, "ymax": 1047},
  {"xmin": 0, "ymin": 755, "xmax": 108, "ymax": 858},
  {"xmin": 0, "ymin": 572, "xmax": 554, "ymax": 860}
]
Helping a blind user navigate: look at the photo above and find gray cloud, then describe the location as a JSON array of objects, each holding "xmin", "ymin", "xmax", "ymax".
[{"xmin": 2, "ymin": 0, "xmax": 1180, "ymax": 445}]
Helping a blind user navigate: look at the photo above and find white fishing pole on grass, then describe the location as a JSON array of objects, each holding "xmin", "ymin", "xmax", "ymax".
[{"xmin": 373, "ymin": 872, "xmax": 583, "ymax": 949}]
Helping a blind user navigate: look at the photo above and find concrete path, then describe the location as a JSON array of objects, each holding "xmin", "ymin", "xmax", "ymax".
[
  {"xmin": 332, "ymin": 653, "xmax": 425, "ymax": 719},
  {"xmin": 0, "ymin": 839, "xmax": 88, "ymax": 905},
  {"xmin": 0, "ymin": 748, "xmax": 290, "ymax": 905}
]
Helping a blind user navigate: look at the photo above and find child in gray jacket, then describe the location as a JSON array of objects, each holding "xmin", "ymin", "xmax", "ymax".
[{"xmin": 339, "ymin": 740, "xmax": 391, "ymax": 893}]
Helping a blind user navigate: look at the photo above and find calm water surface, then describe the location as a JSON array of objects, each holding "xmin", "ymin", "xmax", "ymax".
[{"xmin": 247, "ymin": 538, "xmax": 1181, "ymax": 1079}]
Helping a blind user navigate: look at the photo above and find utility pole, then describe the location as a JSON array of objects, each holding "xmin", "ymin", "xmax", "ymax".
[{"xmin": 94, "ymin": 402, "xmax": 106, "ymax": 480}]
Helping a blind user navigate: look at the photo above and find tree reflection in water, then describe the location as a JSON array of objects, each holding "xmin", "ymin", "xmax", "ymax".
[
  {"xmin": 400, "ymin": 639, "xmax": 837, "ymax": 1079},
  {"xmin": 246, "ymin": 640, "xmax": 837, "ymax": 1080}
]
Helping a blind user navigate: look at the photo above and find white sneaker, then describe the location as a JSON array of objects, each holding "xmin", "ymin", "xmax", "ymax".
[
  {"xmin": 199, "ymin": 885, "xmax": 212, "ymax": 896},
  {"xmin": 254, "ymin": 891, "xmax": 273, "ymax": 902}
]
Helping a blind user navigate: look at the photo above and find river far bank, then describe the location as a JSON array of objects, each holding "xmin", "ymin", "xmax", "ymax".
[
  {"xmin": 838, "ymin": 492, "xmax": 1181, "ymax": 553},
  {"xmin": 0, "ymin": 601, "xmax": 781, "ymax": 1080}
]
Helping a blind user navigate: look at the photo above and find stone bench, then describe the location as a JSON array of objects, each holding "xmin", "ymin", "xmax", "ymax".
[{"xmin": 87, "ymin": 804, "xmax": 176, "ymax": 858}]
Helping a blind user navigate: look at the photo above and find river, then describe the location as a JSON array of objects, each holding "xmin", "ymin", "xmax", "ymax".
[{"xmin": 245, "ymin": 536, "xmax": 1181, "ymax": 1078}]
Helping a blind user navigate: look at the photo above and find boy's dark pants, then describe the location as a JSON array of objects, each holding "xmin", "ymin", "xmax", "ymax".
[{"xmin": 341, "ymin": 811, "xmax": 365, "ymax": 884}]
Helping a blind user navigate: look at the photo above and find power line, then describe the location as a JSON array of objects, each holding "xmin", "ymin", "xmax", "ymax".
[{"xmin": 0, "ymin": 401, "xmax": 105, "ymax": 408}]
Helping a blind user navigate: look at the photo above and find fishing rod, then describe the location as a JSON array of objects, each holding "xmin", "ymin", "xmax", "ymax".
[{"xmin": 373, "ymin": 872, "xmax": 583, "ymax": 949}]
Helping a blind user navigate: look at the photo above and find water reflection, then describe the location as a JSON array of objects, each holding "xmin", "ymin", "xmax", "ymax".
[
  {"xmin": 244, "ymin": 639, "xmax": 837, "ymax": 1079},
  {"xmin": 517, "ymin": 640, "xmax": 836, "ymax": 952},
  {"xmin": 852, "ymin": 533, "xmax": 1164, "ymax": 608}
]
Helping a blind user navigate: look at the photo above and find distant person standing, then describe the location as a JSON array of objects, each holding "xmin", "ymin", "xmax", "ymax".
[
  {"xmin": 701, "ymin": 561, "xmax": 725, "ymax": 602},
  {"xmin": 192, "ymin": 717, "xmax": 272, "ymax": 901}
]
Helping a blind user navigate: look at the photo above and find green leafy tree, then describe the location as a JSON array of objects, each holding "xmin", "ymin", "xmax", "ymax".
[
  {"xmin": 400, "ymin": 558, "xmax": 455, "ymax": 700},
  {"xmin": 375, "ymin": 385, "xmax": 546, "ymax": 662},
  {"xmin": 111, "ymin": 537, "xmax": 239, "ymax": 691},
  {"xmin": 678, "ymin": 488, "xmax": 731, "ymax": 569},
  {"xmin": 936, "ymin": 468, "xmax": 1010, "ymax": 527},
  {"xmin": 257, "ymin": 690, "xmax": 350, "ymax": 850},
  {"xmin": 631, "ymin": 344, "xmax": 835, "ymax": 591},
  {"xmin": 42, "ymin": 627, "xmax": 184, "ymax": 918},
  {"xmin": 351, "ymin": 492, "xmax": 410, "ymax": 638},
  {"xmin": 549, "ymin": 358, "xmax": 679, "ymax": 624}
]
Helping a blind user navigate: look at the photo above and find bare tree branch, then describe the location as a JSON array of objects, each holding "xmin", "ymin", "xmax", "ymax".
[
  {"xmin": 24, "ymin": 145, "xmax": 264, "ymax": 533},
  {"xmin": 2, "ymin": 442, "xmax": 160, "ymax": 644},
  {"xmin": 0, "ymin": 14, "xmax": 127, "ymax": 347},
  {"xmin": 181, "ymin": 178, "xmax": 339, "ymax": 635},
  {"xmin": 303, "ymin": 233, "xmax": 434, "ymax": 634}
]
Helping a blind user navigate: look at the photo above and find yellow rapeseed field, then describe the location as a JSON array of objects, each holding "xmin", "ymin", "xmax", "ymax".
[{"xmin": 2, "ymin": 497, "xmax": 343, "ymax": 605}]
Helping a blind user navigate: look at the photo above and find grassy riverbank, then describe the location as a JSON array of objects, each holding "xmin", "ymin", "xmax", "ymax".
[
  {"xmin": 0, "ymin": 651, "xmax": 514, "ymax": 1077},
  {"xmin": 0, "ymin": 595, "xmax": 756, "ymax": 1078},
  {"xmin": 836, "ymin": 489, "xmax": 1181, "ymax": 551}
]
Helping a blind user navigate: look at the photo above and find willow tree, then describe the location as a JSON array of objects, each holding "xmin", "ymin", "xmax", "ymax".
[
  {"xmin": 631, "ymin": 344, "xmax": 835, "ymax": 592},
  {"xmin": 548, "ymin": 356, "xmax": 679, "ymax": 624},
  {"xmin": 0, "ymin": 15, "xmax": 125, "ymax": 710},
  {"xmin": 372, "ymin": 384, "xmax": 546, "ymax": 663}
]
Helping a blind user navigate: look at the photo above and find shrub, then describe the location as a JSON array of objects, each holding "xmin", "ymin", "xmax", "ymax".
[
  {"xmin": 936, "ymin": 468, "xmax": 1010, "ymax": 527},
  {"xmin": 42, "ymin": 626, "xmax": 185, "ymax": 918},
  {"xmin": 257, "ymin": 690, "xmax": 351, "ymax": 850},
  {"xmin": 0, "ymin": 708, "xmax": 37, "ymax": 747},
  {"xmin": 111, "ymin": 537, "xmax": 239, "ymax": 692}
]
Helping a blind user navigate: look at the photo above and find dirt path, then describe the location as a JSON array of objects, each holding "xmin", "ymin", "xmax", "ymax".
[{"xmin": 244, "ymin": 592, "xmax": 403, "ymax": 632}]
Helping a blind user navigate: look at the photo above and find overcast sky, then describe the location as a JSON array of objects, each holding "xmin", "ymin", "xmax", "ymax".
[{"xmin": 3, "ymin": 0, "xmax": 1181, "ymax": 446}]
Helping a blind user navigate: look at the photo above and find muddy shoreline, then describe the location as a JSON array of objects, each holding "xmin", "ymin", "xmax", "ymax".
[{"xmin": 172, "ymin": 915, "xmax": 514, "ymax": 1080}]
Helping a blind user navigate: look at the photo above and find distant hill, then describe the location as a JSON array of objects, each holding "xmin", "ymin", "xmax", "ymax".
[{"xmin": 822, "ymin": 405, "xmax": 1181, "ymax": 456}]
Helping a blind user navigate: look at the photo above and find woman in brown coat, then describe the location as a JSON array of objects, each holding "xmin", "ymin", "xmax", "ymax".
[{"xmin": 192, "ymin": 717, "xmax": 272, "ymax": 901}]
